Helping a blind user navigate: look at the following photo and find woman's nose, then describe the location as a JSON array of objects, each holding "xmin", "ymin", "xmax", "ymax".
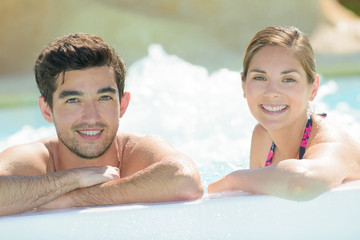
[{"xmin": 264, "ymin": 80, "xmax": 281, "ymax": 99}]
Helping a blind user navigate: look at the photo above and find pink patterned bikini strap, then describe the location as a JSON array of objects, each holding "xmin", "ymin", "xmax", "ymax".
[{"xmin": 264, "ymin": 113, "xmax": 327, "ymax": 167}]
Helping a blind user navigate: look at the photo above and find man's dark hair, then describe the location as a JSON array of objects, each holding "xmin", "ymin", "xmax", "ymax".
[{"xmin": 34, "ymin": 33, "xmax": 126, "ymax": 109}]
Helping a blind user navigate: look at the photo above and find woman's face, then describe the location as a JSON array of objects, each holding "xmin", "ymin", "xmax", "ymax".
[{"xmin": 242, "ymin": 46, "xmax": 318, "ymax": 132}]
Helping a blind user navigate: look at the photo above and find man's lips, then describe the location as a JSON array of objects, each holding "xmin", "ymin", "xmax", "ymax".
[
  {"xmin": 76, "ymin": 130, "xmax": 103, "ymax": 140},
  {"xmin": 77, "ymin": 130, "xmax": 102, "ymax": 136}
]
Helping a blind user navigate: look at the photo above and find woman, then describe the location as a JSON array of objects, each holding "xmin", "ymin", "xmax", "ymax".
[{"xmin": 208, "ymin": 26, "xmax": 360, "ymax": 201}]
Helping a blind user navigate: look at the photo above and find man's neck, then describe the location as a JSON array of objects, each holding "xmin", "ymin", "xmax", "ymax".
[{"xmin": 54, "ymin": 138, "xmax": 122, "ymax": 171}]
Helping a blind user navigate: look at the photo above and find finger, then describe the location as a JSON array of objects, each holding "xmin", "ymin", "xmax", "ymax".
[{"xmin": 104, "ymin": 166, "xmax": 120, "ymax": 180}]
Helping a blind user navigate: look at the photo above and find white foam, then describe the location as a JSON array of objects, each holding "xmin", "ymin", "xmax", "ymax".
[
  {"xmin": 122, "ymin": 44, "xmax": 256, "ymax": 167},
  {"xmin": 0, "ymin": 125, "xmax": 55, "ymax": 151},
  {"xmin": 1, "ymin": 45, "xmax": 360, "ymax": 172}
]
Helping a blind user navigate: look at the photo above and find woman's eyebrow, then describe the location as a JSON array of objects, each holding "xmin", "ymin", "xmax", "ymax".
[
  {"xmin": 281, "ymin": 70, "xmax": 300, "ymax": 75},
  {"xmin": 249, "ymin": 69, "xmax": 301, "ymax": 75},
  {"xmin": 249, "ymin": 69, "xmax": 266, "ymax": 74}
]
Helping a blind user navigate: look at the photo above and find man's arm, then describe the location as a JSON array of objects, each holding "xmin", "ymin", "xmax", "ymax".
[
  {"xmin": 41, "ymin": 135, "xmax": 204, "ymax": 209},
  {"xmin": 0, "ymin": 144, "xmax": 119, "ymax": 216}
]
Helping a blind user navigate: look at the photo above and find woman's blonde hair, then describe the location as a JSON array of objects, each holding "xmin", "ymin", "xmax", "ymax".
[{"xmin": 242, "ymin": 26, "xmax": 316, "ymax": 84}]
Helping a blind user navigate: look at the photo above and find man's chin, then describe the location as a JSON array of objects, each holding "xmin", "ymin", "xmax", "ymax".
[{"xmin": 73, "ymin": 149, "xmax": 108, "ymax": 160}]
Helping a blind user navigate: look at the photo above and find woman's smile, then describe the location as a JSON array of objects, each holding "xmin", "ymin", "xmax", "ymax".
[{"xmin": 260, "ymin": 104, "xmax": 288, "ymax": 114}]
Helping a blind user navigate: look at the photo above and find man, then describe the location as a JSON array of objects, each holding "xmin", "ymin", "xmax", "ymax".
[{"xmin": 0, "ymin": 33, "xmax": 203, "ymax": 216}]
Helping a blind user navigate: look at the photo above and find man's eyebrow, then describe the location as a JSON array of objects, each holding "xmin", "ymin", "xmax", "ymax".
[
  {"xmin": 58, "ymin": 90, "xmax": 84, "ymax": 99},
  {"xmin": 97, "ymin": 87, "xmax": 117, "ymax": 95}
]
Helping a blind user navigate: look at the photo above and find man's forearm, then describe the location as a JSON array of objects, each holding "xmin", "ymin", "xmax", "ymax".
[
  {"xmin": 0, "ymin": 173, "xmax": 81, "ymax": 216},
  {"xmin": 0, "ymin": 166, "xmax": 119, "ymax": 216},
  {"xmin": 54, "ymin": 161, "xmax": 203, "ymax": 208}
]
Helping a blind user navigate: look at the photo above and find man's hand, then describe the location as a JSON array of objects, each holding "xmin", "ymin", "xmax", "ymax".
[
  {"xmin": 76, "ymin": 166, "xmax": 120, "ymax": 188},
  {"xmin": 38, "ymin": 166, "xmax": 120, "ymax": 210},
  {"xmin": 0, "ymin": 166, "xmax": 120, "ymax": 215},
  {"xmin": 45, "ymin": 135, "xmax": 204, "ymax": 209}
]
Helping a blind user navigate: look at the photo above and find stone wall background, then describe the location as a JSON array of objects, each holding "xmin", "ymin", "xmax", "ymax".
[
  {"xmin": 0, "ymin": 0, "xmax": 359, "ymax": 106},
  {"xmin": 2, "ymin": 0, "xmax": 359, "ymax": 75}
]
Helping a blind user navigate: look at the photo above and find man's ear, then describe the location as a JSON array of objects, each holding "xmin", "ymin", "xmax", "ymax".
[
  {"xmin": 310, "ymin": 75, "xmax": 320, "ymax": 101},
  {"xmin": 241, "ymin": 72, "xmax": 246, "ymax": 98},
  {"xmin": 38, "ymin": 96, "xmax": 54, "ymax": 123},
  {"xmin": 120, "ymin": 92, "xmax": 130, "ymax": 118}
]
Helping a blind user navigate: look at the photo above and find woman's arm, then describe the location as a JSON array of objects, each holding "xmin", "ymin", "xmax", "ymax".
[{"xmin": 208, "ymin": 142, "xmax": 354, "ymax": 201}]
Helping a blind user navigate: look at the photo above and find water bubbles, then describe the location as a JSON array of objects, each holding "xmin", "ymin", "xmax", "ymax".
[
  {"xmin": 0, "ymin": 125, "xmax": 55, "ymax": 151},
  {"xmin": 122, "ymin": 45, "xmax": 255, "ymax": 173},
  {"xmin": 1, "ymin": 45, "xmax": 360, "ymax": 188}
]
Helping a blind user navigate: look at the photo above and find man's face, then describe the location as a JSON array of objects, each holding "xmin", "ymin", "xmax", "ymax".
[{"xmin": 49, "ymin": 66, "xmax": 121, "ymax": 159}]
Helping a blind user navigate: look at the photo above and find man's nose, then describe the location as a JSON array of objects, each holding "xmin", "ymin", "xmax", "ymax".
[{"xmin": 82, "ymin": 101, "xmax": 101, "ymax": 122}]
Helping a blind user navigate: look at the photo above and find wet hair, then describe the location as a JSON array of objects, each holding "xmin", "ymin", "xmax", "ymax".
[
  {"xmin": 242, "ymin": 26, "xmax": 316, "ymax": 84},
  {"xmin": 34, "ymin": 33, "xmax": 126, "ymax": 109}
]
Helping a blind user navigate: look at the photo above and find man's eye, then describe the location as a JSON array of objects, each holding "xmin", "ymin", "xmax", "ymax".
[
  {"xmin": 100, "ymin": 96, "xmax": 112, "ymax": 101},
  {"xmin": 66, "ymin": 98, "xmax": 79, "ymax": 103}
]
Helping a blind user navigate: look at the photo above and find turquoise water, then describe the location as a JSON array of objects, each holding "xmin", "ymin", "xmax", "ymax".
[
  {"xmin": 1, "ymin": 46, "xmax": 359, "ymax": 189},
  {"xmin": 0, "ymin": 47, "xmax": 360, "ymax": 240},
  {"xmin": 0, "ymin": 106, "xmax": 51, "ymax": 140},
  {"xmin": 321, "ymin": 76, "xmax": 360, "ymax": 110}
]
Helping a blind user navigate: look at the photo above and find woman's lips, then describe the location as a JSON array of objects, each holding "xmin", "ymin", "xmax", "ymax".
[{"xmin": 261, "ymin": 104, "xmax": 288, "ymax": 113}]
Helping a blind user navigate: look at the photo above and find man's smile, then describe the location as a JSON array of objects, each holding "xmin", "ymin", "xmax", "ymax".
[
  {"xmin": 76, "ymin": 129, "xmax": 104, "ymax": 140},
  {"xmin": 78, "ymin": 130, "xmax": 103, "ymax": 136}
]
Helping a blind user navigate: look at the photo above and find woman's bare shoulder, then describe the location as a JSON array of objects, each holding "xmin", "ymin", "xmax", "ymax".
[
  {"xmin": 250, "ymin": 123, "xmax": 272, "ymax": 169},
  {"xmin": 312, "ymin": 114, "xmax": 359, "ymax": 146},
  {"xmin": 252, "ymin": 123, "xmax": 271, "ymax": 145},
  {"xmin": 306, "ymin": 114, "xmax": 360, "ymax": 179},
  {"xmin": 309, "ymin": 114, "xmax": 360, "ymax": 161}
]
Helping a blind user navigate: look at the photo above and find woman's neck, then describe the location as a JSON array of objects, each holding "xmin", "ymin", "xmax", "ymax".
[{"xmin": 268, "ymin": 115, "xmax": 309, "ymax": 160}]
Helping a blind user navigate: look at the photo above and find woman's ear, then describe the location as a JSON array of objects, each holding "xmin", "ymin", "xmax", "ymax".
[
  {"xmin": 38, "ymin": 96, "xmax": 54, "ymax": 123},
  {"xmin": 310, "ymin": 75, "xmax": 320, "ymax": 101},
  {"xmin": 120, "ymin": 92, "xmax": 130, "ymax": 118},
  {"xmin": 241, "ymin": 72, "xmax": 246, "ymax": 98}
]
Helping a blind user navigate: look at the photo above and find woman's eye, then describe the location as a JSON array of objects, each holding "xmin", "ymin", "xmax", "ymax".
[
  {"xmin": 66, "ymin": 98, "xmax": 79, "ymax": 103},
  {"xmin": 284, "ymin": 78, "xmax": 295, "ymax": 83},
  {"xmin": 254, "ymin": 76, "xmax": 265, "ymax": 81}
]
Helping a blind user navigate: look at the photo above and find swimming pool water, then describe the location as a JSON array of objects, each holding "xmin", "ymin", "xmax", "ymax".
[
  {"xmin": 1, "ymin": 45, "xmax": 359, "ymax": 189},
  {"xmin": 321, "ymin": 76, "xmax": 360, "ymax": 110}
]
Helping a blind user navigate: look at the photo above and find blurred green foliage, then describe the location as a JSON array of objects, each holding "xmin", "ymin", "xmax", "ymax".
[{"xmin": 339, "ymin": 0, "xmax": 360, "ymax": 16}]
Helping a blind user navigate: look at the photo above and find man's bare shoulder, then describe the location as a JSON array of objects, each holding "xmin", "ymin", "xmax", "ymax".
[
  {"xmin": 116, "ymin": 131, "xmax": 141, "ymax": 143},
  {"xmin": 117, "ymin": 131, "xmax": 171, "ymax": 150},
  {"xmin": 116, "ymin": 131, "xmax": 177, "ymax": 176},
  {"xmin": 0, "ymin": 136, "xmax": 58, "ymax": 176}
]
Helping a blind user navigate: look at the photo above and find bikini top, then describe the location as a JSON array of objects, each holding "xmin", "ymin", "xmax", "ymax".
[{"xmin": 265, "ymin": 113, "xmax": 327, "ymax": 167}]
